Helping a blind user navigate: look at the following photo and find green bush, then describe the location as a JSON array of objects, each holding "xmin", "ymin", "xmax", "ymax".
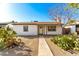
[
  {"xmin": 51, "ymin": 35, "xmax": 77, "ymax": 50},
  {"xmin": 0, "ymin": 25, "xmax": 25, "ymax": 50},
  {"xmin": 0, "ymin": 26, "xmax": 17, "ymax": 49},
  {"xmin": 73, "ymin": 39, "xmax": 79, "ymax": 51}
]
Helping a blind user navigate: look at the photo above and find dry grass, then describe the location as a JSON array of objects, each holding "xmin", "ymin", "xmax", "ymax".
[{"xmin": 19, "ymin": 36, "xmax": 39, "ymax": 56}]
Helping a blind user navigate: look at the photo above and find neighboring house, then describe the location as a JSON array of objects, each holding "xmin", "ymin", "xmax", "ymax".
[
  {"xmin": 76, "ymin": 21, "xmax": 79, "ymax": 34},
  {"xmin": 11, "ymin": 22, "xmax": 63, "ymax": 36},
  {"xmin": 63, "ymin": 21, "xmax": 79, "ymax": 34},
  {"xmin": 0, "ymin": 23, "xmax": 9, "ymax": 28},
  {"xmin": 0, "ymin": 21, "xmax": 16, "ymax": 28}
]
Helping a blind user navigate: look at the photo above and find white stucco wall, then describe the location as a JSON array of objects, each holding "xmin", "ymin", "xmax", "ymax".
[
  {"xmin": 47, "ymin": 25, "xmax": 62, "ymax": 35},
  {"xmin": 70, "ymin": 25, "xmax": 76, "ymax": 33},
  {"xmin": 12, "ymin": 24, "xmax": 62, "ymax": 36},
  {"xmin": 13, "ymin": 25, "xmax": 38, "ymax": 36}
]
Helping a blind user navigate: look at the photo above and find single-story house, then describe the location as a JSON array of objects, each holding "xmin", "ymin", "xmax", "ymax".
[
  {"xmin": 1, "ymin": 21, "xmax": 79, "ymax": 35},
  {"xmin": 63, "ymin": 21, "xmax": 79, "ymax": 34},
  {"xmin": 11, "ymin": 22, "xmax": 63, "ymax": 36}
]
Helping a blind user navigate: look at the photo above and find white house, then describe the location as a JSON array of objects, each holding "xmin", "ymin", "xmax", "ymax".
[
  {"xmin": 63, "ymin": 21, "xmax": 79, "ymax": 34},
  {"xmin": 1, "ymin": 21, "xmax": 79, "ymax": 35},
  {"xmin": 11, "ymin": 22, "xmax": 63, "ymax": 36}
]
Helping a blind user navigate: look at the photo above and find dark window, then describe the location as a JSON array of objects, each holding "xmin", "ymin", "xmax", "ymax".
[
  {"xmin": 23, "ymin": 26, "xmax": 28, "ymax": 31},
  {"xmin": 48, "ymin": 26, "xmax": 56, "ymax": 31}
]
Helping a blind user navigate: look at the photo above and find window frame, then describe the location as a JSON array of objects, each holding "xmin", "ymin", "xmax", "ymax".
[
  {"xmin": 47, "ymin": 25, "xmax": 56, "ymax": 31},
  {"xmin": 23, "ymin": 25, "xmax": 28, "ymax": 32}
]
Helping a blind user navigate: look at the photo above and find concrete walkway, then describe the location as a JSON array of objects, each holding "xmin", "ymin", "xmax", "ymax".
[{"xmin": 38, "ymin": 36, "xmax": 53, "ymax": 56}]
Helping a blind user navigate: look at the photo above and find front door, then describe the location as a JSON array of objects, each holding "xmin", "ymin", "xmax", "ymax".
[{"xmin": 38, "ymin": 26, "xmax": 44, "ymax": 35}]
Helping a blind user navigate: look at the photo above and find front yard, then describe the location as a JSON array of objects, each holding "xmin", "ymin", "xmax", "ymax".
[
  {"xmin": 0, "ymin": 26, "xmax": 39, "ymax": 56},
  {"xmin": 0, "ymin": 36, "xmax": 39, "ymax": 56},
  {"xmin": 1, "ymin": 35, "xmax": 79, "ymax": 56},
  {"xmin": 0, "ymin": 25, "xmax": 79, "ymax": 56},
  {"xmin": 19, "ymin": 36, "xmax": 39, "ymax": 56},
  {"xmin": 44, "ymin": 35, "xmax": 79, "ymax": 56}
]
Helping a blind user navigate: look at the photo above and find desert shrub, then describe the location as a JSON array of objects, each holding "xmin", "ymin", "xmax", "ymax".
[
  {"xmin": 73, "ymin": 39, "xmax": 79, "ymax": 51},
  {"xmin": 0, "ymin": 26, "xmax": 17, "ymax": 49},
  {"xmin": 52, "ymin": 35, "xmax": 76, "ymax": 50},
  {"xmin": 0, "ymin": 38, "xmax": 5, "ymax": 49},
  {"xmin": 0, "ymin": 27, "xmax": 24, "ymax": 49},
  {"xmin": 51, "ymin": 36, "xmax": 58, "ymax": 44}
]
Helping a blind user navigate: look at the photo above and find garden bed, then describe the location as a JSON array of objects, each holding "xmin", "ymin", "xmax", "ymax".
[{"xmin": 44, "ymin": 36, "xmax": 79, "ymax": 56}]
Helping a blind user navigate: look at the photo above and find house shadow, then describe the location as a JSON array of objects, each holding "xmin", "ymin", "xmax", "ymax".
[
  {"xmin": 19, "ymin": 35, "xmax": 38, "ymax": 39},
  {"xmin": 0, "ymin": 46, "xmax": 32, "ymax": 56}
]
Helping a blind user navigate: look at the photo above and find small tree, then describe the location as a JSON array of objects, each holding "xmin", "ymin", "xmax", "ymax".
[
  {"xmin": 48, "ymin": 4, "xmax": 77, "ymax": 25},
  {"xmin": 48, "ymin": 5, "xmax": 65, "ymax": 22},
  {"xmin": 68, "ymin": 3, "xmax": 79, "ymax": 9}
]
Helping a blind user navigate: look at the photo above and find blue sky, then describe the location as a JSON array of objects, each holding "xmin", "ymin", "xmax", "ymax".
[
  {"xmin": 7, "ymin": 3, "xmax": 66, "ymax": 22},
  {"xmin": 0, "ymin": 3, "xmax": 79, "ymax": 23}
]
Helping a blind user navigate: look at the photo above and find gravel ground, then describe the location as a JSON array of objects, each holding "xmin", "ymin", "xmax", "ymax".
[{"xmin": 0, "ymin": 36, "xmax": 39, "ymax": 56}]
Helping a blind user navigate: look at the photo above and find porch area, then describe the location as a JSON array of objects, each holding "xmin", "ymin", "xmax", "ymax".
[{"xmin": 38, "ymin": 25, "xmax": 62, "ymax": 35}]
